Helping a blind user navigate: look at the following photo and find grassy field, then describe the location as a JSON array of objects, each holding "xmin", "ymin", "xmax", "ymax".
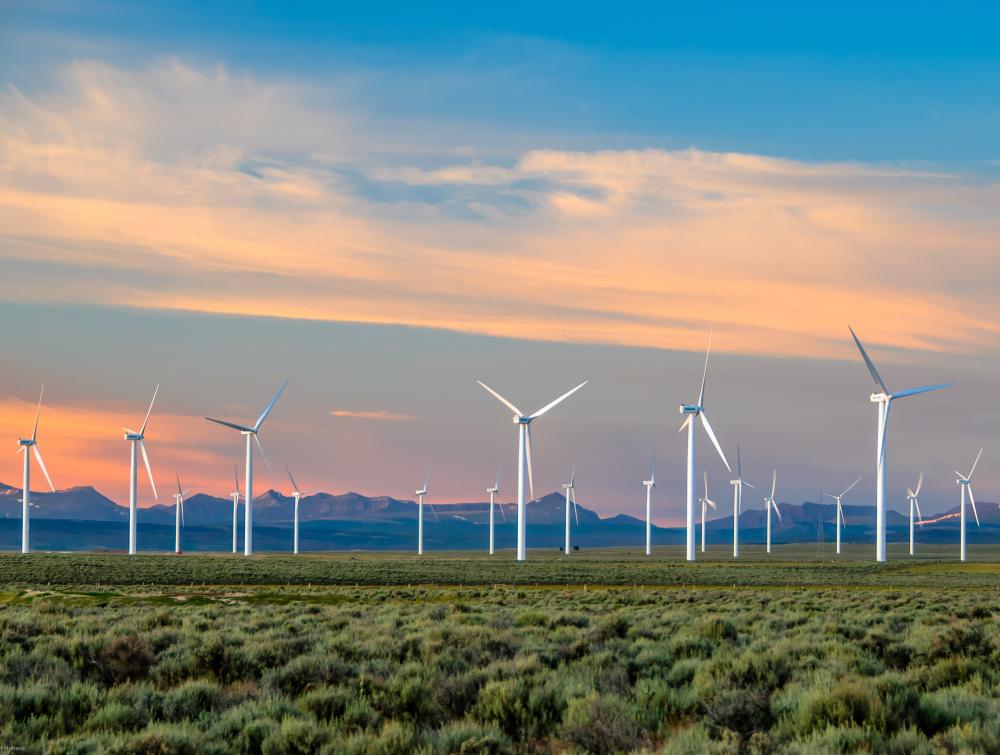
[{"xmin": 0, "ymin": 547, "xmax": 998, "ymax": 753}]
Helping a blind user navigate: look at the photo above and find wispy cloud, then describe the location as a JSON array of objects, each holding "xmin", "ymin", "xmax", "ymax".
[{"xmin": 330, "ymin": 409, "xmax": 416, "ymax": 421}]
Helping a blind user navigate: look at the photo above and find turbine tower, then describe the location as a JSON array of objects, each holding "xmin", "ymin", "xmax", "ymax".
[
  {"xmin": 905, "ymin": 473, "xmax": 924, "ymax": 556},
  {"xmin": 285, "ymin": 465, "xmax": 302, "ymax": 555},
  {"xmin": 486, "ymin": 469, "xmax": 501, "ymax": 556},
  {"xmin": 205, "ymin": 380, "xmax": 287, "ymax": 557},
  {"xmin": 699, "ymin": 471, "xmax": 717, "ymax": 553},
  {"xmin": 17, "ymin": 384, "xmax": 55, "ymax": 554},
  {"xmin": 229, "ymin": 465, "xmax": 242, "ymax": 554},
  {"xmin": 728, "ymin": 445, "xmax": 753, "ymax": 559},
  {"xmin": 123, "ymin": 385, "xmax": 159, "ymax": 555},
  {"xmin": 823, "ymin": 477, "xmax": 861, "ymax": 555},
  {"xmin": 848, "ymin": 326, "xmax": 953, "ymax": 562},
  {"xmin": 643, "ymin": 457, "xmax": 656, "ymax": 557},
  {"xmin": 415, "ymin": 466, "xmax": 431, "ymax": 556},
  {"xmin": 764, "ymin": 470, "xmax": 781, "ymax": 554},
  {"xmin": 678, "ymin": 333, "xmax": 731, "ymax": 561},
  {"xmin": 562, "ymin": 467, "xmax": 579, "ymax": 555},
  {"xmin": 172, "ymin": 473, "xmax": 186, "ymax": 555},
  {"xmin": 955, "ymin": 449, "xmax": 983, "ymax": 562},
  {"xmin": 477, "ymin": 380, "xmax": 587, "ymax": 561}
]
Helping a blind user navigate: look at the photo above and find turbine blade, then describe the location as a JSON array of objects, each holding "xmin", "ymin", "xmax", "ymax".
[
  {"xmin": 879, "ymin": 401, "xmax": 891, "ymax": 468},
  {"xmin": 140, "ymin": 384, "xmax": 159, "ymax": 436},
  {"xmin": 285, "ymin": 465, "xmax": 300, "ymax": 494},
  {"xmin": 697, "ymin": 330, "xmax": 712, "ymax": 407},
  {"xmin": 969, "ymin": 486, "xmax": 980, "ymax": 526},
  {"xmin": 494, "ymin": 464, "xmax": 500, "ymax": 492},
  {"xmin": 235, "ymin": 465, "xmax": 243, "ymax": 499},
  {"xmin": 499, "ymin": 499, "xmax": 507, "ymax": 521},
  {"xmin": 703, "ymin": 470, "xmax": 709, "ymax": 499},
  {"xmin": 180, "ymin": 496, "xmax": 185, "ymax": 527},
  {"xmin": 772, "ymin": 500, "xmax": 782, "ymax": 522},
  {"xmin": 678, "ymin": 415, "xmax": 692, "ymax": 433},
  {"xmin": 707, "ymin": 498, "xmax": 717, "ymax": 510},
  {"xmin": 848, "ymin": 325, "xmax": 888, "ymax": 394},
  {"xmin": 736, "ymin": 444, "xmax": 742, "ymax": 479},
  {"xmin": 529, "ymin": 380, "xmax": 587, "ymax": 420},
  {"xmin": 205, "ymin": 417, "xmax": 253, "ymax": 433},
  {"xmin": 570, "ymin": 465, "xmax": 575, "ymax": 488},
  {"xmin": 423, "ymin": 462, "xmax": 431, "ymax": 493},
  {"xmin": 744, "ymin": 481, "xmax": 755, "ymax": 489},
  {"xmin": 572, "ymin": 488, "xmax": 579, "ymax": 526},
  {"xmin": 254, "ymin": 434, "xmax": 276, "ymax": 489},
  {"xmin": 430, "ymin": 501, "xmax": 439, "ymax": 522},
  {"xmin": 525, "ymin": 424, "xmax": 535, "ymax": 501},
  {"xmin": 823, "ymin": 493, "xmax": 836, "ymax": 500},
  {"xmin": 770, "ymin": 469, "xmax": 777, "ymax": 500},
  {"xmin": 254, "ymin": 379, "xmax": 288, "ymax": 431},
  {"xmin": 139, "ymin": 440, "xmax": 157, "ymax": 500},
  {"xmin": 841, "ymin": 476, "xmax": 863, "ymax": 497},
  {"xmin": 914, "ymin": 472, "xmax": 923, "ymax": 496},
  {"xmin": 892, "ymin": 383, "xmax": 954, "ymax": 400},
  {"xmin": 476, "ymin": 381, "xmax": 522, "ymax": 416},
  {"xmin": 700, "ymin": 412, "xmax": 731, "ymax": 472},
  {"xmin": 31, "ymin": 383, "xmax": 44, "ymax": 442},
  {"xmin": 651, "ymin": 453, "xmax": 656, "ymax": 485},
  {"xmin": 969, "ymin": 448, "xmax": 984, "ymax": 479},
  {"xmin": 175, "ymin": 471, "xmax": 183, "ymax": 497},
  {"xmin": 32, "ymin": 445, "xmax": 55, "ymax": 492},
  {"xmin": 914, "ymin": 497, "xmax": 924, "ymax": 524}
]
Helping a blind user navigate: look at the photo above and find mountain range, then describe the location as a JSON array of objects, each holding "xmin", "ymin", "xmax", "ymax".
[{"xmin": 1, "ymin": 482, "xmax": 998, "ymax": 552}]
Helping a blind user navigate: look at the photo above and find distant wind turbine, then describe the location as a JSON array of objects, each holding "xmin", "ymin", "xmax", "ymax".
[
  {"xmin": 285, "ymin": 465, "xmax": 302, "ymax": 555},
  {"xmin": 486, "ymin": 468, "xmax": 500, "ymax": 556},
  {"xmin": 823, "ymin": 476, "xmax": 862, "ymax": 555},
  {"xmin": 699, "ymin": 471, "xmax": 717, "ymax": 553},
  {"xmin": 728, "ymin": 445, "xmax": 753, "ymax": 559},
  {"xmin": 905, "ymin": 473, "xmax": 924, "ymax": 556},
  {"xmin": 415, "ymin": 465, "xmax": 432, "ymax": 555},
  {"xmin": 229, "ymin": 465, "xmax": 242, "ymax": 554},
  {"xmin": 955, "ymin": 449, "xmax": 983, "ymax": 562},
  {"xmin": 172, "ymin": 473, "xmax": 187, "ymax": 555},
  {"xmin": 678, "ymin": 333, "xmax": 731, "ymax": 562},
  {"xmin": 643, "ymin": 456, "xmax": 656, "ymax": 556},
  {"xmin": 478, "ymin": 380, "xmax": 587, "ymax": 561},
  {"xmin": 205, "ymin": 380, "xmax": 288, "ymax": 557},
  {"xmin": 122, "ymin": 385, "xmax": 159, "ymax": 555},
  {"xmin": 17, "ymin": 384, "xmax": 55, "ymax": 554},
  {"xmin": 562, "ymin": 467, "xmax": 579, "ymax": 555},
  {"xmin": 848, "ymin": 326, "xmax": 953, "ymax": 562},
  {"xmin": 764, "ymin": 470, "xmax": 781, "ymax": 554}
]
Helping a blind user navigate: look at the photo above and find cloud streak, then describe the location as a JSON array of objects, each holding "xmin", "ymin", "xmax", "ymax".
[{"xmin": 330, "ymin": 409, "xmax": 416, "ymax": 421}]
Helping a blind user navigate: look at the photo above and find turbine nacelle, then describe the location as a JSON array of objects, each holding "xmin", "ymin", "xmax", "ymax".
[
  {"xmin": 679, "ymin": 404, "xmax": 701, "ymax": 414},
  {"xmin": 17, "ymin": 438, "xmax": 33, "ymax": 447},
  {"xmin": 870, "ymin": 392, "xmax": 889, "ymax": 403}
]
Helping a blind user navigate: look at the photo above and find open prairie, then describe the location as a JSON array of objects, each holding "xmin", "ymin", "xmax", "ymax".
[{"xmin": 1, "ymin": 547, "xmax": 998, "ymax": 753}]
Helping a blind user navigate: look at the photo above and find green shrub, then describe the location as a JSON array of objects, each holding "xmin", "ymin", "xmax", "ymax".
[
  {"xmin": 100, "ymin": 635, "xmax": 153, "ymax": 684},
  {"xmin": 561, "ymin": 693, "xmax": 643, "ymax": 754},
  {"xmin": 261, "ymin": 716, "xmax": 328, "ymax": 755}
]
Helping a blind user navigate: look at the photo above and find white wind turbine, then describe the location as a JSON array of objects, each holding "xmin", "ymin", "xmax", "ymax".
[
  {"xmin": 823, "ymin": 476, "xmax": 862, "ymax": 556},
  {"xmin": 285, "ymin": 465, "xmax": 303, "ymax": 555},
  {"xmin": 478, "ymin": 380, "xmax": 587, "ymax": 561},
  {"xmin": 229, "ymin": 466, "xmax": 242, "ymax": 554},
  {"xmin": 678, "ymin": 333, "xmax": 731, "ymax": 561},
  {"xmin": 905, "ymin": 473, "xmax": 924, "ymax": 556},
  {"xmin": 728, "ymin": 445, "xmax": 753, "ymax": 559},
  {"xmin": 764, "ymin": 469, "xmax": 782, "ymax": 554},
  {"xmin": 122, "ymin": 385, "xmax": 159, "ymax": 555},
  {"xmin": 17, "ymin": 384, "xmax": 55, "ymax": 554},
  {"xmin": 849, "ymin": 326, "xmax": 953, "ymax": 562},
  {"xmin": 562, "ymin": 467, "xmax": 579, "ymax": 555},
  {"xmin": 955, "ymin": 449, "xmax": 983, "ymax": 562},
  {"xmin": 699, "ymin": 472, "xmax": 717, "ymax": 553},
  {"xmin": 172, "ymin": 473, "xmax": 187, "ymax": 555},
  {"xmin": 643, "ymin": 457, "xmax": 656, "ymax": 557},
  {"xmin": 414, "ymin": 466, "xmax": 435, "ymax": 555},
  {"xmin": 205, "ymin": 380, "xmax": 287, "ymax": 557},
  {"xmin": 486, "ymin": 468, "xmax": 503, "ymax": 556}
]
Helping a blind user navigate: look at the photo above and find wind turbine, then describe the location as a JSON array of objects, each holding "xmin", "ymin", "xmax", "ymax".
[
  {"xmin": 679, "ymin": 333, "xmax": 731, "ymax": 562},
  {"xmin": 229, "ymin": 465, "xmax": 242, "ymax": 554},
  {"xmin": 285, "ymin": 465, "xmax": 303, "ymax": 555},
  {"xmin": 123, "ymin": 385, "xmax": 159, "ymax": 555},
  {"xmin": 487, "ymin": 469, "xmax": 500, "ymax": 556},
  {"xmin": 562, "ymin": 467, "xmax": 579, "ymax": 555},
  {"xmin": 205, "ymin": 380, "xmax": 287, "ymax": 557},
  {"xmin": 823, "ymin": 476, "xmax": 862, "ymax": 555},
  {"xmin": 172, "ymin": 473, "xmax": 187, "ymax": 555},
  {"xmin": 477, "ymin": 380, "xmax": 587, "ymax": 561},
  {"xmin": 17, "ymin": 384, "xmax": 55, "ymax": 554},
  {"xmin": 415, "ymin": 466, "xmax": 432, "ymax": 556},
  {"xmin": 643, "ymin": 457, "xmax": 656, "ymax": 557},
  {"xmin": 848, "ymin": 326, "xmax": 953, "ymax": 562},
  {"xmin": 764, "ymin": 470, "xmax": 781, "ymax": 554},
  {"xmin": 905, "ymin": 473, "xmax": 924, "ymax": 556},
  {"xmin": 699, "ymin": 472, "xmax": 717, "ymax": 553},
  {"xmin": 955, "ymin": 449, "xmax": 983, "ymax": 562},
  {"xmin": 728, "ymin": 445, "xmax": 753, "ymax": 559}
]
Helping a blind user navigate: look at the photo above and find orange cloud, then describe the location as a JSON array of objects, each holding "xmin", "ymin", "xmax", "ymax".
[{"xmin": 330, "ymin": 409, "xmax": 416, "ymax": 421}]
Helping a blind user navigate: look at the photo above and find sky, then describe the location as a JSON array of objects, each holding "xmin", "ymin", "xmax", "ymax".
[{"xmin": 1, "ymin": 2, "xmax": 999, "ymax": 523}]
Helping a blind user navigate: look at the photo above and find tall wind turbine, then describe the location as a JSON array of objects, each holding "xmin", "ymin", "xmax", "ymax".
[
  {"xmin": 123, "ymin": 385, "xmax": 159, "ymax": 555},
  {"xmin": 172, "ymin": 473, "xmax": 187, "ymax": 555},
  {"xmin": 848, "ymin": 326, "xmax": 953, "ymax": 562},
  {"xmin": 229, "ymin": 465, "xmax": 242, "ymax": 554},
  {"xmin": 905, "ymin": 473, "xmax": 924, "ymax": 556},
  {"xmin": 477, "ymin": 380, "xmax": 587, "ymax": 561},
  {"xmin": 17, "ymin": 384, "xmax": 55, "ymax": 554},
  {"xmin": 285, "ymin": 465, "xmax": 302, "ymax": 555},
  {"xmin": 415, "ymin": 466, "xmax": 431, "ymax": 556},
  {"xmin": 955, "ymin": 449, "xmax": 983, "ymax": 562},
  {"xmin": 699, "ymin": 472, "xmax": 717, "ymax": 553},
  {"xmin": 643, "ymin": 457, "xmax": 656, "ymax": 557},
  {"xmin": 678, "ymin": 333, "xmax": 731, "ymax": 561},
  {"xmin": 487, "ymin": 469, "xmax": 500, "ymax": 556},
  {"xmin": 728, "ymin": 445, "xmax": 753, "ymax": 559},
  {"xmin": 823, "ymin": 476, "xmax": 862, "ymax": 555},
  {"xmin": 205, "ymin": 380, "xmax": 287, "ymax": 557},
  {"xmin": 764, "ymin": 470, "xmax": 781, "ymax": 554},
  {"xmin": 562, "ymin": 467, "xmax": 579, "ymax": 555}
]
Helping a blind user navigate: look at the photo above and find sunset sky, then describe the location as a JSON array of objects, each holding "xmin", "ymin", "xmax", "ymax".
[{"xmin": 2, "ymin": 3, "xmax": 999, "ymax": 523}]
